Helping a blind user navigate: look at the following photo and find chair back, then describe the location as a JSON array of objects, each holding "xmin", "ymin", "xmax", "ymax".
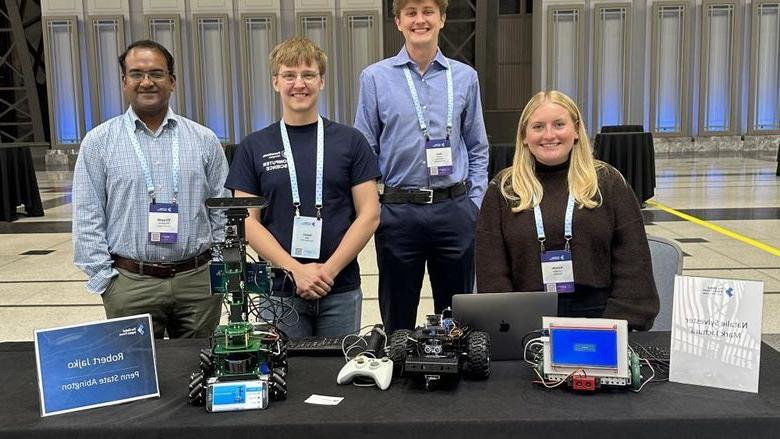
[{"xmin": 647, "ymin": 235, "xmax": 684, "ymax": 331}]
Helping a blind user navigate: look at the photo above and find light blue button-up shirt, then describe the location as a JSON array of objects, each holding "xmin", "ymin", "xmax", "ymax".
[
  {"xmin": 72, "ymin": 107, "xmax": 229, "ymax": 294},
  {"xmin": 354, "ymin": 46, "xmax": 489, "ymax": 207}
]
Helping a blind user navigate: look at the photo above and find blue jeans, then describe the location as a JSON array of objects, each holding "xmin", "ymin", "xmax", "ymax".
[{"xmin": 264, "ymin": 287, "xmax": 362, "ymax": 338}]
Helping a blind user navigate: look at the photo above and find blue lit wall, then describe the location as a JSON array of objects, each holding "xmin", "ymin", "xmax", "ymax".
[{"xmin": 50, "ymin": 20, "xmax": 82, "ymax": 144}]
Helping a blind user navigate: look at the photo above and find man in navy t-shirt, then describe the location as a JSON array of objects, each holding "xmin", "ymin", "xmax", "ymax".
[{"xmin": 225, "ymin": 37, "xmax": 381, "ymax": 337}]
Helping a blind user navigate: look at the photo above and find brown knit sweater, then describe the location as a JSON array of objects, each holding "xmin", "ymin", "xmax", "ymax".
[{"xmin": 475, "ymin": 160, "xmax": 659, "ymax": 331}]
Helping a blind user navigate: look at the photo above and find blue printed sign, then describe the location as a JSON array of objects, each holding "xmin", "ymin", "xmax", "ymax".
[{"xmin": 34, "ymin": 314, "xmax": 160, "ymax": 416}]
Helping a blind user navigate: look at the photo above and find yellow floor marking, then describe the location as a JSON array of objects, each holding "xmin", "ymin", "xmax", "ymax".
[{"xmin": 646, "ymin": 200, "xmax": 780, "ymax": 257}]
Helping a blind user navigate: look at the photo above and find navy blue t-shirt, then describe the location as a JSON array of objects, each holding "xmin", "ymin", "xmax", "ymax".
[{"xmin": 225, "ymin": 118, "xmax": 381, "ymax": 293}]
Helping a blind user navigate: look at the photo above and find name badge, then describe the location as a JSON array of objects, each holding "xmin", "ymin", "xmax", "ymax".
[
  {"xmin": 425, "ymin": 138, "xmax": 453, "ymax": 176},
  {"xmin": 541, "ymin": 250, "xmax": 574, "ymax": 293},
  {"xmin": 291, "ymin": 215, "xmax": 322, "ymax": 259},
  {"xmin": 148, "ymin": 203, "xmax": 178, "ymax": 244}
]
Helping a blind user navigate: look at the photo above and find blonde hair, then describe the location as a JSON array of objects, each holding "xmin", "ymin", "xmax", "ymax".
[
  {"xmin": 497, "ymin": 90, "xmax": 604, "ymax": 212},
  {"xmin": 269, "ymin": 36, "xmax": 327, "ymax": 76}
]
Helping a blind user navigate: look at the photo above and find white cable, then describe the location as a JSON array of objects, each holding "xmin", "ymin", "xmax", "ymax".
[
  {"xmin": 630, "ymin": 358, "xmax": 656, "ymax": 393},
  {"xmin": 533, "ymin": 367, "xmax": 578, "ymax": 389},
  {"xmin": 524, "ymin": 337, "xmax": 543, "ymax": 365},
  {"xmin": 341, "ymin": 325, "xmax": 388, "ymax": 362}
]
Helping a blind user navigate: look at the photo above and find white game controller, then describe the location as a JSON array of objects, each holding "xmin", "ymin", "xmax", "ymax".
[{"xmin": 336, "ymin": 356, "xmax": 393, "ymax": 390}]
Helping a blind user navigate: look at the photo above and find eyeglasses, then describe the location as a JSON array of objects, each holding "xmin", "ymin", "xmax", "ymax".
[
  {"xmin": 276, "ymin": 71, "xmax": 320, "ymax": 84},
  {"xmin": 126, "ymin": 70, "xmax": 169, "ymax": 82}
]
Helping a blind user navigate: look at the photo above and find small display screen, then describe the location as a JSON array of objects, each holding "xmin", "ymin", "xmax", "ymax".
[
  {"xmin": 549, "ymin": 326, "xmax": 618, "ymax": 369},
  {"xmin": 207, "ymin": 380, "xmax": 267, "ymax": 412},
  {"xmin": 212, "ymin": 384, "xmax": 247, "ymax": 405}
]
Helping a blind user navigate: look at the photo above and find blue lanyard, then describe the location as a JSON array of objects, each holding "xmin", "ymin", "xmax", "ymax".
[
  {"xmin": 123, "ymin": 112, "xmax": 179, "ymax": 203},
  {"xmin": 533, "ymin": 193, "xmax": 575, "ymax": 253},
  {"xmin": 402, "ymin": 58, "xmax": 453, "ymax": 140},
  {"xmin": 280, "ymin": 116, "xmax": 324, "ymax": 219}
]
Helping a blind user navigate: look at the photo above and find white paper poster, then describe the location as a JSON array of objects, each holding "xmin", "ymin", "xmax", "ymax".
[{"xmin": 669, "ymin": 275, "xmax": 764, "ymax": 393}]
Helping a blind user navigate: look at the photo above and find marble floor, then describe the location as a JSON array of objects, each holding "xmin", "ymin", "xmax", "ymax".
[{"xmin": 0, "ymin": 150, "xmax": 778, "ymax": 343}]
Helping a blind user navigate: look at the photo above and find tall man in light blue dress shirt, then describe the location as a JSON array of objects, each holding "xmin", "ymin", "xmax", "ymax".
[
  {"xmin": 73, "ymin": 40, "xmax": 229, "ymax": 338},
  {"xmin": 354, "ymin": 0, "xmax": 489, "ymax": 332}
]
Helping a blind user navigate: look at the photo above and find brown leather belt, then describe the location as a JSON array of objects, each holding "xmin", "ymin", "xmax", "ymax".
[
  {"xmin": 111, "ymin": 250, "xmax": 211, "ymax": 278},
  {"xmin": 380, "ymin": 181, "xmax": 468, "ymax": 204}
]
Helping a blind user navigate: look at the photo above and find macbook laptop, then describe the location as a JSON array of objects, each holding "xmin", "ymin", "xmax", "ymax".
[{"xmin": 452, "ymin": 292, "xmax": 558, "ymax": 361}]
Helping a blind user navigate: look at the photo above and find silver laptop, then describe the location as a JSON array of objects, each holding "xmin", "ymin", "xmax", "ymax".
[{"xmin": 452, "ymin": 292, "xmax": 558, "ymax": 361}]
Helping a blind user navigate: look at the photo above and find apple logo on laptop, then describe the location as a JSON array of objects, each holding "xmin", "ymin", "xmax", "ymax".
[{"xmin": 499, "ymin": 320, "xmax": 510, "ymax": 332}]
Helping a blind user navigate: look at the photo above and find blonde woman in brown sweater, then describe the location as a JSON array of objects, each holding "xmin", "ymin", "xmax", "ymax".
[{"xmin": 475, "ymin": 90, "xmax": 659, "ymax": 331}]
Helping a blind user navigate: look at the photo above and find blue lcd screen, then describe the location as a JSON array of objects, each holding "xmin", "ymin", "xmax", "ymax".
[
  {"xmin": 213, "ymin": 384, "xmax": 246, "ymax": 405},
  {"xmin": 549, "ymin": 327, "xmax": 618, "ymax": 369}
]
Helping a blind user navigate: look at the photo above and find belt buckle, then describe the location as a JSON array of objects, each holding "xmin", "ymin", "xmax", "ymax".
[
  {"xmin": 419, "ymin": 188, "xmax": 433, "ymax": 204},
  {"xmin": 140, "ymin": 261, "xmax": 176, "ymax": 277}
]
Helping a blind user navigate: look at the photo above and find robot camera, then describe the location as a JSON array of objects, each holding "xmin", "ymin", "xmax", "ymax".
[{"xmin": 205, "ymin": 197, "xmax": 268, "ymax": 210}]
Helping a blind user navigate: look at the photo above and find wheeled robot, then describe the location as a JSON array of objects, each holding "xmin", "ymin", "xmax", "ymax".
[
  {"xmin": 187, "ymin": 197, "xmax": 288, "ymax": 411},
  {"xmin": 388, "ymin": 311, "xmax": 490, "ymax": 390}
]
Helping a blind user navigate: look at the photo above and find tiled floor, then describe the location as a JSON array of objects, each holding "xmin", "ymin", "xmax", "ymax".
[{"xmin": 1, "ymin": 150, "xmax": 778, "ymax": 343}]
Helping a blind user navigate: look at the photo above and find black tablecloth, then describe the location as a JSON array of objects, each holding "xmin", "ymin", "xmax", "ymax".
[
  {"xmin": 600, "ymin": 125, "xmax": 644, "ymax": 133},
  {"xmin": 593, "ymin": 132, "xmax": 656, "ymax": 202},
  {"xmin": 3, "ymin": 332, "xmax": 780, "ymax": 439},
  {"xmin": 0, "ymin": 147, "xmax": 44, "ymax": 221}
]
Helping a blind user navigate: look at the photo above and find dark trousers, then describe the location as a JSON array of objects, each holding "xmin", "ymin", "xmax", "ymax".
[{"xmin": 375, "ymin": 193, "xmax": 478, "ymax": 332}]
